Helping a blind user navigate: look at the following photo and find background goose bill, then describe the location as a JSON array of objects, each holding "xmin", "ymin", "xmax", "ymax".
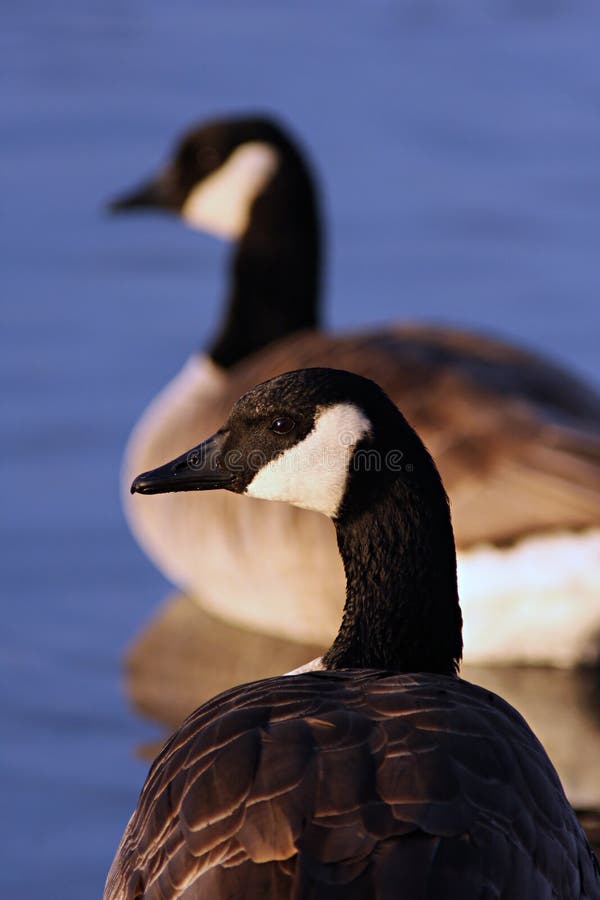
[
  {"xmin": 131, "ymin": 431, "xmax": 235, "ymax": 495},
  {"xmin": 107, "ymin": 170, "xmax": 175, "ymax": 213}
]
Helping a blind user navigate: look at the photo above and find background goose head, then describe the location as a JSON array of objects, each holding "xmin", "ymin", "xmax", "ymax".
[
  {"xmin": 132, "ymin": 368, "xmax": 463, "ymax": 675},
  {"xmin": 109, "ymin": 114, "xmax": 311, "ymax": 237},
  {"xmin": 108, "ymin": 113, "xmax": 322, "ymax": 368}
]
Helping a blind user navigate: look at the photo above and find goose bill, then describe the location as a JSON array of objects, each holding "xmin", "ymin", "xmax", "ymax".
[
  {"xmin": 108, "ymin": 172, "xmax": 172, "ymax": 212},
  {"xmin": 131, "ymin": 432, "xmax": 234, "ymax": 495}
]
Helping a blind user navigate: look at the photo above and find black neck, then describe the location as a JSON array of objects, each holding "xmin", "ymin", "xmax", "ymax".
[
  {"xmin": 323, "ymin": 474, "xmax": 462, "ymax": 676},
  {"xmin": 208, "ymin": 157, "xmax": 321, "ymax": 369}
]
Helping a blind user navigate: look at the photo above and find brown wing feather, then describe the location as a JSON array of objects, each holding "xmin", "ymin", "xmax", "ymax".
[{"xmin": 104, "ymin": 672, "xmax": 600, "ymax": 899}]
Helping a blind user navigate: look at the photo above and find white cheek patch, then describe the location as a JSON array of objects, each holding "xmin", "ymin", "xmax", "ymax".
[
  {"xmin": 181, "ymin": 141, "xmax": 279, "ymax": 239},
  {"xmin": 245, "ymin": 403, "xmax": 372, "ymax": 518}
]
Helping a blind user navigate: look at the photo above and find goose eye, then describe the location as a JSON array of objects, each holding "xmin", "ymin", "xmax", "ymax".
[{"xmin": 270, "ymin": 416, "xmax": 295, "ymax": 435}]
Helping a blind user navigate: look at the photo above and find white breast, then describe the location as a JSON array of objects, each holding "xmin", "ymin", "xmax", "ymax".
[
  {"xmin": 459, "ymin": 529, "xmax": 600, "ymax": 666},
  {"xmin": 284, "ymin": 656, "xmax": 324, "ymax": 675}
]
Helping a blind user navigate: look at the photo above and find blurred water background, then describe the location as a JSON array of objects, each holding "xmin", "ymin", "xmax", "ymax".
[{"xmin": 3, "ymin": 1, "xmax": 600, "ymax": 897}]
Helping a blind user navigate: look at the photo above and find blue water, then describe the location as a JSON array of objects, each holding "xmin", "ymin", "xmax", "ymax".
[{"xmin": 3, "ymin": 2, "xmax": 600, "ymax": 896}]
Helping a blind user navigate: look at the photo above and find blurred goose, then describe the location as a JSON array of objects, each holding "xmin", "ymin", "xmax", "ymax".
[
  {"xmin": 110, "ymin": 114, "xmax": 600, "ymax": 666},
  {"xmin": 105, "ymin": 368, "xmax": 600, "ymax": 899}
]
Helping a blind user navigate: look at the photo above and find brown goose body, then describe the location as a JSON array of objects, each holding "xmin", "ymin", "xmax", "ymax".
[{"xmin": 105, "ymin": 671, "xmax": 599, "ymax": 900}]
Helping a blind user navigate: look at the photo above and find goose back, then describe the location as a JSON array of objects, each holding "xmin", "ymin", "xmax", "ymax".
[{"xmin": 105, "ymin": 671, "xmax": 600, "ymax": 899}]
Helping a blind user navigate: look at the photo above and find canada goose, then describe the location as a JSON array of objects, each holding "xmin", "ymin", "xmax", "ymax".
[
  {"xmin": 105, "ymin": 368, "xmax": 599, "ymax": 899},
  {"xmin": 111, "ymin": 114, "xmax": 600, "ymax": 666}
]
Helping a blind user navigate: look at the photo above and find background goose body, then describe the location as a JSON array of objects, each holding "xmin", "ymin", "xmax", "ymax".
[
  {"xmin": 123, "ymin": 327, "xmax": 600, "ymax": 666},
  {"xmin": 113, "ymin": 115, "xmax": 600, "ymax": 666},
  {"xmin": 106, "ymin": 369, "xmax": 599, "ymax": 899}
]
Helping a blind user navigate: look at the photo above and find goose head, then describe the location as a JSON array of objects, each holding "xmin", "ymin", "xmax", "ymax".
[
  {"xmin": 108, "ymin": 114, "xmax": 321, "ymax": 367},
  {"xmin": 132, "ymin": 368, "xmax": 462, "ymax": 675},
  {"xmin": 108, "ymin": 114, "xmax": 313, "ymax": 241},
  {"xmin": 132, "ymin": 367, "xmax": 425, "ymax": 519}
]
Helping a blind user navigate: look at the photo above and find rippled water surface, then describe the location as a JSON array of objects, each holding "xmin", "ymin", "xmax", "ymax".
[{"xmin": 3, "ymin": 2, "xmax": 600, "ymax": 896}]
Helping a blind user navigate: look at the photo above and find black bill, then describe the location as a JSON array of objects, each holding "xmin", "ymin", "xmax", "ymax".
[{"xmin": 131, "ymin": 431, "xmax": 235, "ymax": 495}]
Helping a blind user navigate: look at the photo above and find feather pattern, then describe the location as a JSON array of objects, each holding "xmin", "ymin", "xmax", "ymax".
[{"xmin": 105, "ymin": 672, "xmax": 600, "ymax": 899}]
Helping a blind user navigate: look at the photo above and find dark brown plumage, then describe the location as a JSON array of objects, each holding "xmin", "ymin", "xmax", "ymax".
[{"xmin": 106, "ymin": 672, "xmax": 599, "ymax": 899}]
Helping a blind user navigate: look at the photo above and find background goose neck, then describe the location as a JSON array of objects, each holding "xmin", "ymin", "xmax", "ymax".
[{"xmin": 208, "ymin": 151, "xmax": 322, "ymax": 369}]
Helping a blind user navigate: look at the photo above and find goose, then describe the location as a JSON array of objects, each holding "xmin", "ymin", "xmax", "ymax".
[
  {"xmin": 105, "ymin": 368, "xmax": 600, "ymax": 899},
  {"xmin": 110, "ymin": 114, "xmax": 600, "ymax": 667}
]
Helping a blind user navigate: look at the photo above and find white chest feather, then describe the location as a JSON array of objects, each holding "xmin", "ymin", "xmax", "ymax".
[
  {"xmin": 245, "ymin": 403, "xmax": 372, "ymax": 517},
  {"xmin": 458, "ymin": 529, "xmax": 600, "ymax": 667},
  {"xmin": 285, "ymin": 657, "xmax": 325, "ymax": 675},
  {"xmin": 181, "ymin": 142, "xmax": 279, "ymax": 239}
]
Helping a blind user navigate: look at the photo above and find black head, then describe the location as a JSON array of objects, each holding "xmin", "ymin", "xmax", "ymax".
[
  {"xmin": 132, "ymin": 368, "xmax": 462, "ymax": 675},
  {"xmin": 131, "ymin": 368, "xmax": 447, "ymax": 523},
  {"xmin": 107, "ymin": 113, "xmax": 312, "ymax": 233},
  {"xmin": 108, "ymin": 113, "xmax": 322, "ymax": 370}
]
